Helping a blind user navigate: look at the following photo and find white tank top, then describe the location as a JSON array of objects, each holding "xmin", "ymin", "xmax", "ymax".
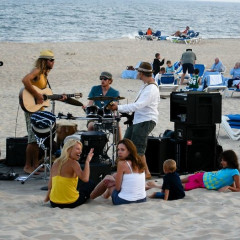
[{"xmin": 118, "ymin": 161, "xmax": 146, "ymax": 201}]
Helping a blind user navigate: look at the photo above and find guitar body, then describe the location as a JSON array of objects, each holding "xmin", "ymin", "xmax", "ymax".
[{"xmin": 19, "ymin": 86, "xmax": 53, "ymax": 113}]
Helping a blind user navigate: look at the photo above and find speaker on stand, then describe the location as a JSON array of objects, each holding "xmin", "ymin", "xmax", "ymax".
[{"xmin": 170, "ymin": 92, "xmax": 222, "ymax": 173}]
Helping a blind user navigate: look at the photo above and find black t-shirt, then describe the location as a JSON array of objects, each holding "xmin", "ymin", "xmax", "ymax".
[{"xmin": 162, "ymin": 172, "xmax": 185, "ymax": 200}]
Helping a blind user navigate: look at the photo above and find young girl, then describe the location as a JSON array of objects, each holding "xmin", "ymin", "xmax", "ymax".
[
  {"xmin": 90, "ymin": 138, "xmax": 146, "ymax": 205},
  {"xmin": 181, "ymin": 150, "xmax": 240, "ymax": 192},
  {"xmin": 44, "ymin": 139, "xmax": 95, "ymax": 208}
]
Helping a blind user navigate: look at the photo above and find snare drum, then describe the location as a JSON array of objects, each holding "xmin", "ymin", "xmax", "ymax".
[
  {"xmin": 56, "ymin": 122, "xmax": 78, "ymax": 148},
  {"xmin": 85, "ymin": 105, "xmax": 99, "ymax": 118}
]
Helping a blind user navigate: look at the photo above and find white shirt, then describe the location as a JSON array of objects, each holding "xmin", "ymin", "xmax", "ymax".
[
  {"xmin": 118, "ymin": 83, "xmax": 160, "ymax": 125},
  {"xmin": 118, "ymin": 172, "xmax": 146, "ymax": 201}
]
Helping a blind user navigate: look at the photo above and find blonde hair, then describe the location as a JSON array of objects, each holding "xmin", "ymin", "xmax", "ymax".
[
  {"xmin": 34, "ymin": 58, "xmax": 50, "ymax": 75},
  {"xmin": 54, "ymin": 139, "xmax": 82, "ymax": 175},
  {"xmin": 163, "ymin": 159, "xmax": 177, "ymax": 173}
]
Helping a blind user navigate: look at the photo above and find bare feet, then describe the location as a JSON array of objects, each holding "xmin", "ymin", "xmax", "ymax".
[{"xmin": 23, "ymin": 167, "xmax": 40, "ymax": 175}]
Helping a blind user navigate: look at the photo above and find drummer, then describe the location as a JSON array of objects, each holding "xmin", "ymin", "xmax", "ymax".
[{"xmin": 84, "ymin": 71, "xmax": 120, "ymax": 131}]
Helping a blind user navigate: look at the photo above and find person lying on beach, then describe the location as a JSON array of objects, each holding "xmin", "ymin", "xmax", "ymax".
[
  {"xmin": 172, "ymin": 26, "xmax": 189, "ymax": 37},
  {"xmin": 147, "ymin": 159, "xmax": 185, "ymax": 201},
  {"xmin": 90, "ymin": 138, "xmax": 146, "ymax": 205},
  {"xmin": 181, "ymin": 150, "xmax": 240, "ymax": 192},
  {"xmin": 44, "ymin": 139, "xmax": 95, "ymax": 208}
]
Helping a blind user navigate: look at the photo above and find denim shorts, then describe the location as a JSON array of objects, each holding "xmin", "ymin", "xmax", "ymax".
[
  {"xmin": 124, "ymin": 120, "xmax": 156, "ymax": 155},
  {"xmin": 111, "ymin": 189, "xmax": 146, "ymax": 205}
]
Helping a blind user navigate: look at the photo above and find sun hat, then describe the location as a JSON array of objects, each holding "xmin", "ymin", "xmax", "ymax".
[
  {"xmin": 100, "ymin": 71, "xmax": 112, "ymax": 79},
  {"xmin": 136, "ymin": 62, "xmax": 153, "ymax": 73},
  {"xmin": 39, "ymin": 50, "xmax": 54, "ymax": 59}
]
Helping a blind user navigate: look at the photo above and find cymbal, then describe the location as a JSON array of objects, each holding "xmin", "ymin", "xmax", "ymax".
[
  {"xmin": 65, "ymin": 98, "xmax": 83, "ymax": 106},
  {"xmin": 88, "ymin": 96, "xmax": 125, "ymax": 101}
]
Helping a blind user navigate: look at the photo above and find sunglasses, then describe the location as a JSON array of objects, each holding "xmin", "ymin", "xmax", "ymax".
[
  {"xmin": 48, "ymin": 59, "xmax": 55, "ymax": 62},
  {"xmin": 99, "ymin": 76, "xmax": 109, "ymax": 81}
]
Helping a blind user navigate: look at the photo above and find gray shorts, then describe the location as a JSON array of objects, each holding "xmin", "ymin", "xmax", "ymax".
[
  {"xmin": 124, "ymin": 120, "xmax": 156, "ymax": 155},
  {"xmin": 25, "ymin": 112, "xmax": 36, "ymax": 143}
]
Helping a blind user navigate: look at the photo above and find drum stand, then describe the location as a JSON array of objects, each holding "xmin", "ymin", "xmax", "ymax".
[{"xmin": 21, "ymin": 120, "xmax": 54, "ymax": 185}]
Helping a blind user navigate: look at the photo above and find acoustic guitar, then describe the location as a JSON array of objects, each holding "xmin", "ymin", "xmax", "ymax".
[{"xmin": 19, "ymin": 86, "xmax": 82, "ymax": 113}]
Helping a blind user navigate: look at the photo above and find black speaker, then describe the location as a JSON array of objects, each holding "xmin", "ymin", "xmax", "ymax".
[
  {"xmin": 174, "ymin": 123, "xmax": 217, "ymax": 173},
  {"xmin": 145, "ymin": 137, "xmax": 175, "ymax": 175},
  {"xmin": 170, "ymin": 92, "xmax": 222, "ymax": 125},
  {"xmin": 6, "ymin": 137, "xmax": 28, "ymax": 166},
  {"xmin": 80, "ymin": 162, "xmax": 112, "ymax": 185}
]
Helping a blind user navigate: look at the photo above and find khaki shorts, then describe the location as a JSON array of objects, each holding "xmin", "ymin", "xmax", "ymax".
[
  {"xmin": 25, "ymin": 112, "xmax": 37, "ymax": 143},
  {"xmin": 124, "ymin": 120, "xmax": 156, "ymax": 155}
]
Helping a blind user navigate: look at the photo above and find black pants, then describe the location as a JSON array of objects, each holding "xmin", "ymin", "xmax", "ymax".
[{"xmin": 50, "ymin": 180, "xmax": 95, "ymax": 209}]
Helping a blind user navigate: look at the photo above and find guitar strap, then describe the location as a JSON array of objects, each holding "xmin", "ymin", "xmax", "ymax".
[
  {"xmin": 47, "ymin": 79, "xmax": 52, "ymax": 90},
  {"xmin": 134, "ymin": 82, "xmax": 158, "ymax": 103}
]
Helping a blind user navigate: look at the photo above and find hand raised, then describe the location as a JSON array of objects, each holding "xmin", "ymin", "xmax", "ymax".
[{"xmin": 86, "ymin": 148, "xmax": 94, "ymax": 163}]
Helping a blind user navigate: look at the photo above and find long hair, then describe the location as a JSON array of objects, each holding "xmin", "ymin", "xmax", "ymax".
[
  {"xmin": 34, "ymin": 58, "xmax": 50, "ymax": 75},
  {"xmin": 54, "ymin": 139, "xmax": 82, "ymax": 175},
  {"xmin": 221, "ymin": 150, "xmax": 239, "ymax": 170},
  {"xmin": 117, "ymin": 138, "xmax": 145, "ymax": 172}
]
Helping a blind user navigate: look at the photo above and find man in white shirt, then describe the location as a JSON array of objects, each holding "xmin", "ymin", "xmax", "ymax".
[{"xmin": 109, "ymin": 62, "xmax": 160, "ymax": 179}]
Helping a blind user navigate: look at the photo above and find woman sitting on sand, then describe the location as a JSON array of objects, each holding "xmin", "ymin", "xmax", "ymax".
[
  {"xmin": 181, "ymin": 150, "xmax": 240, "ymax": 192},
  {"xmin": 90, "ymin": 138, "xmax": 146, "ymax": 205},
  {"xmin": 44, "ymin": 139, "xmax": 95, "ymax": 208}
]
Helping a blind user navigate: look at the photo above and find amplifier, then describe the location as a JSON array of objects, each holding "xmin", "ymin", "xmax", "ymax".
[
  {"xmin": 145, "ymin": 136, "xmax": 175, "ymax": 175},
  {"xmin": 6, "ymin": 137, "xmax": 28, "ymax": 166}
]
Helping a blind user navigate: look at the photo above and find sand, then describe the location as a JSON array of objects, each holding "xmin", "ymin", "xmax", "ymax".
[{"xmin": 0, "ymin": 38, "xmax": 240, "ymax": 239}]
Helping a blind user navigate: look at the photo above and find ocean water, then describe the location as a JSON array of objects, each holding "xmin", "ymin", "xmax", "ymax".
[{"xmin": 0, "ymin": 0, "xmax": 240, "ymax": 42}]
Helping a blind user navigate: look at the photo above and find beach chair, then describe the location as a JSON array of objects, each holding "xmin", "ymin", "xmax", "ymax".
[
  {"xmin": 158, "ymin": 74, "xmax": 179, "ymax": 95},
  {"xmin": 153, "ymin": 30, "xmax": 161, "ymax": 40},
  {"xmin": 202, "ymin": 71, "xmax": 227, "ymax": 94},
  {"xmin": 135, "ymin": 30, "xmax": 146, "ymax": 40},
  {"xmin": 221, "ymin": 115, "xmax": 240, "ymax": 140}
]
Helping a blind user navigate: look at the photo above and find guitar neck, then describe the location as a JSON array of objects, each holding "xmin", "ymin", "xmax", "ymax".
[{"xmin": 47, "ymin": 94, "xmax": 76, "ymax": 100}]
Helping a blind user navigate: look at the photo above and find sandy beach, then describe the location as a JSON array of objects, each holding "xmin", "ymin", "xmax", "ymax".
[{"xmin": 1, "ymin": 38, "xmax": 240, "ymax": 239}]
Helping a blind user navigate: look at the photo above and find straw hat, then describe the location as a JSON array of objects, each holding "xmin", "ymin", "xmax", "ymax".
[{"xmin": 39, "ymin": 50, "xmax": 54, "ymax": 59}]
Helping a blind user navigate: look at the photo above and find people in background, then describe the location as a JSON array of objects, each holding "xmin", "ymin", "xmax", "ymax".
[
  {"xmin": 188, "ymin": 68, "xmax": 201, "ymax": 89},
  {"xmin": 227, "ymin": 62, "xmax": 240, "ymax": 87},
  {"xmin": 154, "ymin": 67, "xmax": 166, "ymax": 85},
  {"xmin": 172, "ymin": 26, "xmax": 190, "ymax": 37},
  {"xmin": 146, "ymin": 27, "xmax": 153, "ymax": 35},
  {"xmin": 209, "ymin": 58, "xmax": 225, "ymax": 73},
  {"xmin": 180, "ymin": 49, "xmax": 197, "ymax": 84},
  {"xmin": 153, "ymin": 53, "xmax": 165, "ymax": 77},
  {"xmin": 166, "ymin": 60, "xmax": 175, "ymax": 74}
]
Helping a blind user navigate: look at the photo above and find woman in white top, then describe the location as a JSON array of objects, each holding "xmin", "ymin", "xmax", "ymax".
[{"xmin": 90, "ymin": 138, "xmax": 146, "ymax": 205}]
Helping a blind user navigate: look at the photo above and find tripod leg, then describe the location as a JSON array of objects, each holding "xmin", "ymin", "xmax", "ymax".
[{"xmin": 21, "ymin": 163, "xmax": 44, "ymax": 184}]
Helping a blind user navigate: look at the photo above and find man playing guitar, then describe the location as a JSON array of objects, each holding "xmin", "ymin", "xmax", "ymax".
[
  {"xmin": 21, "ymin": 50, "xmax": 66, "ymax": 174},
  {"xmin": 109, "ymin": 62, "xmax": 160, "ymax": 179}
]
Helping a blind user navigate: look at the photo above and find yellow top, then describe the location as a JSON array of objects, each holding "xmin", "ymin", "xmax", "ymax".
[
  {"xmin": 31, "ymin": 73, "xmax": 47, "ymax": 89},
  {"xmin": 50, "ymin": 176, "xmax": 79, "ymax": 204}
]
